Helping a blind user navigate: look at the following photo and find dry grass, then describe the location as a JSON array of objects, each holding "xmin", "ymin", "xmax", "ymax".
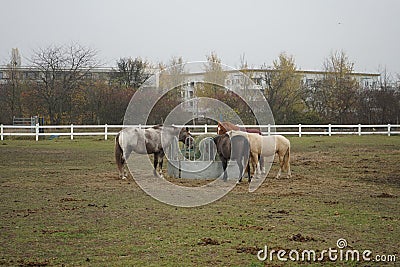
[{"xmin": 0, "ymin": 136, "xmax": 399, "ymax": 266}]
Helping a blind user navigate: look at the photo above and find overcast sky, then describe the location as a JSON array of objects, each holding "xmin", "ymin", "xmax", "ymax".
[{"xmin": 1, "ymin": 0, "xmax": 399, "ymax": 74}]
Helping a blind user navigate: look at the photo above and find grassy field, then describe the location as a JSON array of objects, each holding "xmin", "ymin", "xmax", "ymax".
[{"xmin": 0, "ymin": 136, "xmax": 399, "ymax": 266}]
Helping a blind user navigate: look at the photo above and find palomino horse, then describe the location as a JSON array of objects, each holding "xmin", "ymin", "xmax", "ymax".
[
  {"xmin": 227, "ymin": 130, "xmax": 292, "ymax": 179},
  {"xmin": 115, "ymin": 125, "xmax": 192, "ymax": 179},
  {"xmin": 213, "ymin": 133, "xmax": 251, "ymax": 183},
  {"xmin": 217, "ymin": 121, "xmax": 265, "ymax": 173}
]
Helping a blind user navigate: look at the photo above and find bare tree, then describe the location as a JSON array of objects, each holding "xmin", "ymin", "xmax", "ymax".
[
  {"xmin": 29, "ymin": 44, "xmax": 99, "ymax": 124},
  {"xmin": 0, "ymin": 48, "xmax": 23, "ymax": 123},
  {"xmin": 365, "ymin": 69, "xmax": 400, "ymax": 124}
]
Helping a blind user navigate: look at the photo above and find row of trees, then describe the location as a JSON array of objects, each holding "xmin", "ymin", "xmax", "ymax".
[
  {"xmin": 261, "ymin": 52, "xmax": 399, "ymax": 124},
  {"xmin": 0, "ymin": 45, "xmax": 399, "ymax": 125}
]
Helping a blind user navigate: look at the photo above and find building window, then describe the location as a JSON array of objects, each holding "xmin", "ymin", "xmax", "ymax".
[{"xmin": 0, "ymin": 71, "xmax": 3, "ymax": 79}]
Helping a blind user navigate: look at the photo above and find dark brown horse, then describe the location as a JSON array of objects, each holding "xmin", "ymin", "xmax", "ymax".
[
  {"xmin": 217, "ymin": 121, "xmax": 265, "ymax": 173},
  {"xmin": 213, "ymin": 133, "xmax": 251, "ymax": 183},
  {"xmin": 115, "ymin": 125, "xmax": 192, "ymax": 179}
]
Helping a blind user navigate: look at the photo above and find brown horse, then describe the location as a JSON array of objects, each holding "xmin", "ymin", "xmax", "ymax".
[
  {"xmin": 217, "ymin": 121, "xmax": 265, "ymax": 174},
  {"xmin": 213, "ymin": 133, "xmax": 251, "ymax": 183},
  {"xmin": 115, "ymin": 125, "xmax": 192, "ymax": 179}
]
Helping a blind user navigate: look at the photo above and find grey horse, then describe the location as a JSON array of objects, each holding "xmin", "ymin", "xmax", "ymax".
[{"xmin": 115, "ymin": 125, "xmax": 192, "ymax": 179}]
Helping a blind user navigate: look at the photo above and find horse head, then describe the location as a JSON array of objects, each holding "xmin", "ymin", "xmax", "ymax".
[
  {"xmin": 179, "ymin": 127, "xmax": 194, "ymax": 149},
  {"xmin": 217, "ymin": 121, "xmax": 227, "ymax": 135}
]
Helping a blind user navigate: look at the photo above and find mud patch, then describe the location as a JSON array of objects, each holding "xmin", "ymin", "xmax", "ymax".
[
  {"xmin": 233, "ymin": 245, "xmax": 262, "ymax": 255},
  {"xmin": 372, "ymin": 192, "xmax": 397, "ymax": 198},
  {"xmin": 289, "ymin": 233, "xmax": 317, "ymax": 242},
  {"xmin": 324, "ymin": 200, "xmax": 339, "ymax": 205},
  {"xmin": 60, "ymin": 197, "xmax": 87, "ymax": 202},
  {"xmin": 17, "ymin": 258, "xmax": 50, "ymax": 266},
  {"xmin": 197, "ymin": 237, "xmax": 220, "ymax": 246}
]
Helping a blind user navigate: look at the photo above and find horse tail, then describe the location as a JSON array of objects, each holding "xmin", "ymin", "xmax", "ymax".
[
  {"xmin": 115, "ymin": 132, "xmax": 125, "ymax": 177},
  {"xmin": 283, "ymin": 144, "xmax": 290, "ymax": 172}
]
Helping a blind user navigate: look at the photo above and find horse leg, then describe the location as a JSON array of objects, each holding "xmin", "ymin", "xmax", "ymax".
[
  {"xmin": 260, "ymin": 156, "xmax": 266, "ymax": 174},
  {"xmin": 256, "ymin": 154, "xmax": 261, "ymax": 175},
  {"xmin": 276, "ymin": 152, "xmax": 284, "ymax": 179},
  {"xmin": 284, "ymin": 147, "xmax": 291, "ymax": 178},
  {"xmin": 117, "ymin": 158, "xmax": 126, "ymax": 179},
  {"xmin": 250, "ymin": 152, "xmax": 259, "ymax": 179},
  {"xmin": 153, "ymin": 153, "xmax": 159, "ymax": 177},
  {"xmin": 158, "ymin": 151, "xmax": 165, "ymax": 178},
  {"xmin": 115, "ymin": 134, "xmax": 127, "ymax": 179},
  {"xmin": 222, "ymin": 158, "xmax": 228, "ymax": 182},
  {"xmin": 237, "ymin": 159, "xmax": 243, "ymax": 184},
  {"xmin": 287, "ymin": 164, "xmax": 292, "ymax": 179},
  {"xmin": 247, "ymin": 162, "xmax": 251, "ymax": 183}
]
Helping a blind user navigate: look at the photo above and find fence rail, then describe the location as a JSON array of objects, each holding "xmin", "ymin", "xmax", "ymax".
[{"xmin": 1, "ymin": 124, "xmax": 399, "ymax": 141}]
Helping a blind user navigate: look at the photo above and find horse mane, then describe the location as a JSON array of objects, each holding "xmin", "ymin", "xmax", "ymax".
[
  {"xmin": 152, "ymin": 124, "xmax": 163, "ymax": 129},
  {"xmin": 218, "ymin": 121, "xmax": 240, "ymax": 131}
]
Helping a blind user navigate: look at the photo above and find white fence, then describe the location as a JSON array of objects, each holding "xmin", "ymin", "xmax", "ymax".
[{"xmin": 1, "ymin": 124, "xmax": 399, "ymax": 141}]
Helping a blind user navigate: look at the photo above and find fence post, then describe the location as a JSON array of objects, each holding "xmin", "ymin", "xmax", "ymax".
[
  {"xmin": 388, "ymin": 124, "xmax": 391, "ymax": 136},
  {"xmin": 1, "ymin": 124, "xmax": 3, "ymax": 141},
  {"xmin": 204, "ymin": 124, "xmax": 207, "ymax": 134},
  {"xmin": 298, "ymin": 124, "xmax": 302, "ymax": 137},
  {"xmin": 105, "ymin": 124, "xmax": 108, "ymax": 140},
  {"xmin": 267, "ymin": 124, "xmax": 271, "ymax": 136},
  {"xmin": 71, "ymin": 124, "xmax": 74, "ymax": 140},
  {"xmin": 35, "ymin": 123, "xmax": 39, "ymax": 141},
  {"xmin": 328, "ymin": 124, "xmax": 332, "ymax": 136},
  {"xmin": 358, "ymin": 124, "xmax": 362, "ymax": 136}
]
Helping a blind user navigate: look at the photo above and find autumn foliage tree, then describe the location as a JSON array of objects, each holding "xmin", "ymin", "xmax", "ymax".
[
  {"xmin": 262, "ymin": 53, "xmax": 304, "ymax": 124},
  {"xmin": 305, "ymin": 51, "xmax": 360, "ymax": 124}
]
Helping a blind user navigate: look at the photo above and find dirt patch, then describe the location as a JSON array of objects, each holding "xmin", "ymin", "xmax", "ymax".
[
  {"xmin": 239, "ymin": 225, "xmax": 264, "ymax": 231},
  {"xmin": 372, "ymin": 192, "xmax": 397, "ymax": 198},
  {"xmin": 289, "ymin": 233, "xmax": 317, "ymax": 242},
  {"xmin": 17, "ymin": 258, "xmax": 50, "ymax": 266},
  {"xmin": 197, "ymin": 237, "xmax": 221, "ymax": 246},
  {"xmin": 41, "ymin": 229, "xmax": 65, "ymax": 235},
  {"xmin": 59, "ymin": 197, "xmax": 87, "ymax": 202},
  {"xmin": 233, "ymin": 245, "xmax": 262, "ymax": 255},
  {"xmin": 324, "ymin": 200, "xmax": 339, "ymax": 205}
]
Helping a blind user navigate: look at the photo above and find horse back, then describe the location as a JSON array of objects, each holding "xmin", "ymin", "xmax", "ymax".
[
  {"xmin": 275, "ymin": 135, "xmax": 290, "ymax": 148},
  {"xmin": 245, "ymin": 128, "xmax": 262, "ymax": 135},
  {"xmin": 257, "ymin": 135, "xmax": 290, "ymax": 156},
  {"xmin": 214, "ymin": 134, "xmax": 231, "ymax": 159},
  {"xmin": 230, "ymin": 135, "xmax": 250, "ymax": 161}
]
